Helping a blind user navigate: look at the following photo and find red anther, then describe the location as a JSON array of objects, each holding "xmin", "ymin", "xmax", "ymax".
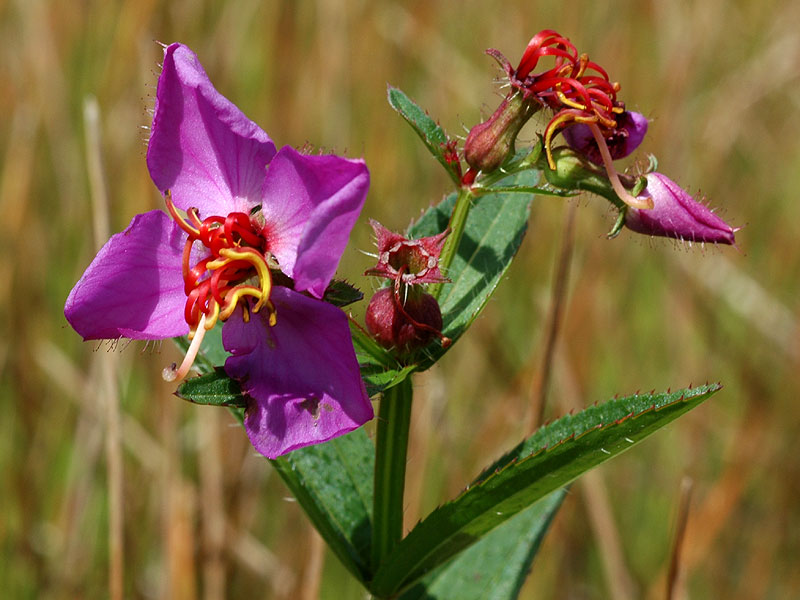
[
  {"xmin": 181, "ymin": 238, "xmax": 194, "ymax": 288},
  {"xmin": 210, "ymin": 266, "xmax": 228, "ymax": 305},
  {"xmin": 185, "ymin": 285, "xmax": 204, "ymax": 326}
]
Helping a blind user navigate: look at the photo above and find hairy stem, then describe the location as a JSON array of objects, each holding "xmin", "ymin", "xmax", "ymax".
[{"xmin": 430, "ymin": 186, "xmax": 474, "ymax": 300}]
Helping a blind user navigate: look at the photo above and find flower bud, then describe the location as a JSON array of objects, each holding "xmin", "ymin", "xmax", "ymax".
[
  {"xmin": 365, "ymin": 287, "xmax": 445, "ymax": 353},
  {"xmin": 624, "ymin": 173, "xmax": 736, "ymax": 244},
  {"xmin": 464, "ymin": 92, "xmax": 539, "ymax": 173},
  {"xmin": 562, "ymin": 111, "xmax": 649, "ymax": 165}
]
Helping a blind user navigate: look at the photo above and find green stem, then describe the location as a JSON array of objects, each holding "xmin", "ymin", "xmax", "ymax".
[
  {"xmin": 430, "ymin": 186, "xmax": 474, "ymax": 300},
  {"xmin": 371, "ymin": 377, "xmax": 414, "ymax": 573}
]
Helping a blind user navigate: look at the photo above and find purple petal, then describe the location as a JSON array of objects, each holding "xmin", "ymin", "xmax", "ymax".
[
  {"xmin": 147, "ymin": 43, "xmax": 277, "ymax": 217},
  {"xmin": 624, "ymin": 173, "xmax": 736, "ymax": 244},
  {"xmin": 563, "ymin": 110, "xmax": 649, "ymax": 165},
  {"xmin": 65, "ymin": 210, "xmax": 190, "ymax": 340},
  {"xmin": 259, "ymin": 147, "xmax": 369, "ymax": 297},
  {"xmin": 222, "ymin": 287, "xmax": 373, "ymax": 458}
]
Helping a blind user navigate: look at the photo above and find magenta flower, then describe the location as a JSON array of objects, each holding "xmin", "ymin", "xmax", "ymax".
[
  {"xmin": 562, "ymin": 110, "xmax": 649, "ymax": 165},
  {"xmin": 65, "ymin": 43, "xmax": 373, "ymax": 458},
  {"xmin": 624, "ymin": 173, "xmax": 736, "ymax": 244}
]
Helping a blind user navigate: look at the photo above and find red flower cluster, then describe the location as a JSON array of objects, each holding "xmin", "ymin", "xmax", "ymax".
[{"xmin": 494, "ymin": 31, "xmax": 622, "ymax": 167}]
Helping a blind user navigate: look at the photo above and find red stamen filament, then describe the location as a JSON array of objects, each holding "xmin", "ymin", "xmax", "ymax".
[{"xmin": 165, "ymin": 194, "xmax": 278, "ymax": 337}]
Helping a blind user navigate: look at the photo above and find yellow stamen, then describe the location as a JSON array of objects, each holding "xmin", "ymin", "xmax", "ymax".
[
  {"xmin": 204, "ymin": 300, "xmax": 220, "ymax": 330},
  {"xmin": 219, "ymin": 286, "xmax": 263, "ymax": 319},
  {"xmin": 164, "ymin": 191, "xmax": 201, "ymax": 237},
  {"xmin": 214, "ymin": 247, "xmax": 273, "ymax": 306},
  {"xmin": 206, "ymin": 247, "xmax": 277, "ymax": 326},
  {"xmin": 574, "ymin": 53, "xmax": 589, "ymax": 78},
  {"xmin": 555, "ymin": 89, "xmax": 588, "ymax": 111},
  {"xmin": 544, "ymin": 111, "xmax": 589, "ymax": 169}
]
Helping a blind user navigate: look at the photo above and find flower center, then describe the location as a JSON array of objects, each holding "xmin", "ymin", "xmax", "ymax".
[
  {"xmin": 165, "ymin": 192, "xmax": 277, "ymax": 338},
  {"xmin": 385, "ymin": 241, "xmax": 436, "ymax": 283}
]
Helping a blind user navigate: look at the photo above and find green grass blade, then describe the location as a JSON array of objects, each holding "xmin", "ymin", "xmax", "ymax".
[{"xmin": 370, "ymin": 384, "xmax": 721, "ymax": 596}]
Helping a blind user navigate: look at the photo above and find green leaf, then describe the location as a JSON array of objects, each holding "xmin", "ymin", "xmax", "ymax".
[
  {"xmin": 175, "ymin": 368, "xmax": 246, "ymax": 407},
  {"xmin": 174, "ymin": 334, "xmax": 377, "ymax": 583},
  {"xmin": 398, "ymin": 489, "xmax": 566, "ymax": 600},
  {"xmin": 387, "ymin": 85, "xmax": 461, "ymax": 186},
  {"xmin": 350, "ymin": 318, "xmax": 416, "ymax": 396},
  {"xmin": 324, "ymin": 279, "xmax": 364, "ymax": 308},
  {"xmin": 370, "ymin": 384, "xmax": 721, "ymax": 596},
  {"xmin": 271, "ymin": 428, "xmax": 376, "ymax": 583},
  {"xmin": 409, "ymin": 170, "xmax": 537, "ymax": 368}
]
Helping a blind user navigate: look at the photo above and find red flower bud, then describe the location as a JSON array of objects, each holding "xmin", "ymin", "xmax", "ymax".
[
  {"xmin": 363, "ymin": 221, "xmax": 451, "ymax": 356},
  {"xmin": 464, "ymin": 92, "xmax": 539, "ymax": 173},
  {"xmin": 365, "ymin": 287, "xmax": 445, "ymax": 353}
]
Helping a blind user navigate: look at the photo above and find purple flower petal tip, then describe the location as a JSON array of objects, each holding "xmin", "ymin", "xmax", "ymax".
[
  {"xmin": 563, "ymin": 110, "xmax": 649, "ymax": 165},
  {"xmin": 625, "ymin": 173, "xmax": 736, "ymax": 245},
  {"xmin": 147, "ymin": 43, "xmax": 277, "ymax": 217},
  {"xmin": 223, "ymin": 287, "xmax": 373, "ymax": 458},
  {"xmin": 260, "ymin": 147, "xmax": 369, "ymax": 298}
]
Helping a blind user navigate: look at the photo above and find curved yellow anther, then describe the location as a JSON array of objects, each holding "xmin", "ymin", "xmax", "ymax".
[
  {"xmin": 165, "ymin": 191, "xmax": 201, "ymax": 237},
  {"xmin": 219, "ymin": 285, "xmax": 262, "ymax": 320},
  {"xmin": 204, "ymin": 300, "xmax": 220, "ymax": 331},
  {"xmin": 555, "ymin": 89, "xmax": 588, "ymax": 112},
  {"xmin": 544, "ymin": 111, "xmax": 584, "ymax": 169},
  {"xmin": 213, "ymin": 247, "xmax": 273, "ymax": 304},
  {"xmin": 575, "ymin": 53, "xmax": 589, "ymax": 78}
]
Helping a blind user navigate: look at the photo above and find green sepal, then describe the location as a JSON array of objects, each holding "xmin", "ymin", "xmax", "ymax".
[
  {"xmin": 324, "ymin": 279, "xmax": 364, "ymax": 308},
  {"xmin": 350, "ymin": 318, "xmax": 417, "ymax": 396},
  {"xmin": 387, "ymin": 85, "xmax": 461, "ymax": 186},
  {"xmin": 369, "ymin": 384, "xmax": 721, "ymax": 596}
]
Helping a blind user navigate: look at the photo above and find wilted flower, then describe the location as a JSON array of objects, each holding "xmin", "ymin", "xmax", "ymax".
[
  {"xmin": 468, "ymin": 30, "xmax": 652, "ymax": 209},
  {"xmin": 562, "ymin": 110, "xmax": 649, "ymax": 165},
  {"xmin": 624, "ymin": 173, "xmax": 736, "ymax": 244},
  {"xmin": 364, "ymin": 221, "xmax": 450, "ymax": 355},
  {"xmin": 365, "ymin": 220, "xmax": 448, "ymax": 285},
  {"xmin": 65, "ymin": 43, "xmax": 373, "ymax": 458}
]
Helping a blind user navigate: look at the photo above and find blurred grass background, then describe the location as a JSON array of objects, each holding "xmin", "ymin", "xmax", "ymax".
[{"xmin": 2, "ymin": 0, "xmax": 799, "ymax": 598}]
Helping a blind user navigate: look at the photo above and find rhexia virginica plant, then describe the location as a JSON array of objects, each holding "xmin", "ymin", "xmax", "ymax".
[
  {"xmin": 65, "ymin": 33, "xmax": 735, "ymax": 598},
  {"xmin": 66, "ymin": 44, "xmax": 372, "ymax": 458}
]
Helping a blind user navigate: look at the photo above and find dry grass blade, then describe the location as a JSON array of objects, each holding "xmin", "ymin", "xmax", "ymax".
[
  {"xmin": 666, "ymin": 477, "xmax": 693, "ymax": 600},
  {"xmin": 526, "ymin": 202, "xmax": 577, "ymax": 432},
  {"xmin": 83, "ymin": 95, "xmax": 124, "ymax": 600}
]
